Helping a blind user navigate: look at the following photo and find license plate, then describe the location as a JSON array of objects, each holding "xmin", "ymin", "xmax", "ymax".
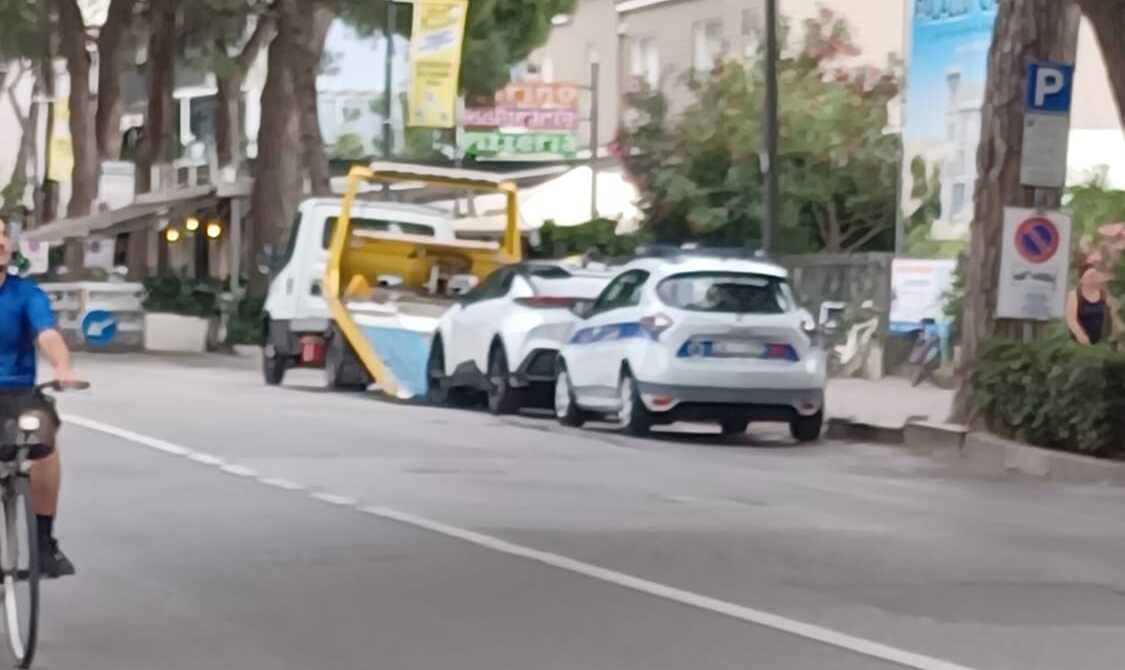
[{"xmin": 714, "ymin": 340, "xmax": 765, "ymax": 356}]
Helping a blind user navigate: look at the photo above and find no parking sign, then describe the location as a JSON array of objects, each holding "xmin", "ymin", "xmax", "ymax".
[{"xmin": 997, "ymin": 208, "xmax": 1072, "ymax": 320}]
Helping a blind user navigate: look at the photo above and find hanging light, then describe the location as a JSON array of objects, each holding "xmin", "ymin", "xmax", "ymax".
[
  {"xmin": 206, "ymin": 221, "xmax": 223, "ymax": 239},
  {"xmin": 185, "ymin": 216, "xmax": 200, "ymax": 232},
  {"xmin": 165, "ymin": 229, "xmax": 181, "ymax": 243}
]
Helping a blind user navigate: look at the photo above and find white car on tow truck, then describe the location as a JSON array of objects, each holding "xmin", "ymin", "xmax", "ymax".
[
  {"xmin": 554, "ymin": 250, "xmax": 826, "ymax": 442},
  {"xmin": 428, "ymin": 262, "xmax": 613, "ymax": 414}
]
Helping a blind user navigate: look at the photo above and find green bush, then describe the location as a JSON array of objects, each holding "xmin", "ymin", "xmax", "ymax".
[
  {"xmin": 972, "ymin": 337, "xmax": 1125, "ymax": 459},
  {"xmin": 143, "ymin": 275, "xmax": 264, "ymax": 346},
  {"xmin": 531, "ymin": 219, "xmax": 639, "ymax": 261}
]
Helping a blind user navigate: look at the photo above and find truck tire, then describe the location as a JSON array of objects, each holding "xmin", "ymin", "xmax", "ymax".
[
  {"xmin": 326, "ymin": 329, "xmax": 369, "ymax": 391},
  {"xmin": 263, "ymin": 320, "xmax": 287, "ymax": 386},
  {"xmin": 790, "ymin": 410, "xmax": 824, "ymax": 444}
]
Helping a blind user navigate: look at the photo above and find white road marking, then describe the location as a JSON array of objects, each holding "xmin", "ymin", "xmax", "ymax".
[
  {"xmin": 258, "ymin": 477, "xmax": 306, "ymax": 492},
  {"xmin": 66, "ymin": 413, "xmax": 976, "ymax": 670},
  {"xmin": 309, "ymin": 492, "xmax": 357, "ymax": 507},
  {"xmin": 219, "ymin": 464, "xmax": 258, "ymax": 478}
]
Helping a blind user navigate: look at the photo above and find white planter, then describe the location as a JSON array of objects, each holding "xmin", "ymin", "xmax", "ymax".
[{"xmin": 144, "ymin": 313, "xmax": 209, "ymax": 353}]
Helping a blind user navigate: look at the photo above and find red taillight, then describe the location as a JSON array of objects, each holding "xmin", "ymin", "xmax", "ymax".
[
  {"xmin": 639, "ymin": 313, "xmax": 674, "ymax": 338},
  {"xmin": 764, "ymin": 343, "xmax": 799, "ymax": 361},
  {"xmin": 300, "ymin": 336, "xmax": 326, "ymax": 365},
  {"xmin": 515, "ymin": 297, "xmax": 579, "ymax": 309}
]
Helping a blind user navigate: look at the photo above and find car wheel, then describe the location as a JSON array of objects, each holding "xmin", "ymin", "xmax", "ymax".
[
  {"xmin": 554, "ymin": 365, "xmax": 586, "ymax": 428},
  {"xmin": 425, "ymin": 336, "xmax": 451, "ymax": 406},
  {"xmin": 326, "ymin": 329, "xmax": 369, "ymax": 391},
  {"xmin": 262, "ymin": 322, "xmax": 286, "ymax": 386},
  {"xmin": 616, "ymin": 369, "xmax": 651, "ymax": 436},
  {"xmin": 790, "ymin": 410, "xmax": 824, "ymax": 443},
  {"xmin": 720, "ymin": 418, "xmax": 750, "ymax": 438},
  {"xmin": 487, "ymin": 345, "xmax": 523, "ymax": 415}
]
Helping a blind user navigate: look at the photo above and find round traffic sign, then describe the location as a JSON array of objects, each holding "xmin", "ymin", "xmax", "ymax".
[
  {"xmin": 1014, "ymin": 217, "xmax": 1059, "ymax": 263},
  {"xmin": 81, "ymin": 310, "xmax": 118, "ymax": 346}
]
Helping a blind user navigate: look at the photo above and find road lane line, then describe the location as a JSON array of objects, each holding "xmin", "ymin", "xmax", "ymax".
[
  {"xmin": 219, "ymin": 464, "xmax": 259, "ymax": 478},
  {"xmin": 65, "ymin": 413, "xmax": 976, "ymax": 670}
]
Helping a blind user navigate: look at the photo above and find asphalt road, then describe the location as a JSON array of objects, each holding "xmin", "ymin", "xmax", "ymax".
[{"xmin": 25, "ymin": 352, "xmax": 1125, "ymax": 670}]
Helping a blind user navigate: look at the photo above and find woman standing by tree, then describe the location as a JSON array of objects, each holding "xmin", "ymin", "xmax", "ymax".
[{"xmin": 1065, "ymin": 262, "xmax": 1118, "ymax": 345}]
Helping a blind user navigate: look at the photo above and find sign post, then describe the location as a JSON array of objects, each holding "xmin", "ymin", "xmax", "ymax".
[
  {"xmin": 1020, "ymin": 62, "xmax": 1074, "ymax": 189},
  {"xmin": 996, "ymin": 208, "xmax": 1072, "ymax": 323}
]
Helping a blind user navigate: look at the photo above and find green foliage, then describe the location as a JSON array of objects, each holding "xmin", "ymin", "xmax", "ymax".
[
  {"xmin": 330, "ymin": 133, "xmax": 368, "ymax": 161},
  {"xmin": 617, "ymin": 10, "xmax": 899, "ymax": 254},
  {"xmin": 971, "ymin": 337, "xmax": 1125, "ymax": 459},
  {"xmin": 1065, "ymin": 172, "xmax": 1125, "ymax": 237},
  {"xmin": 531, "ymin": 219, "xmax": 639, "ymax": 260},
  {"xmin": 143, "ymin": 275, "xmax": 221, "ymax": 317},
  {"xmin": 339, "ymin": 0, "xmax": 577, "ymax": 98}
]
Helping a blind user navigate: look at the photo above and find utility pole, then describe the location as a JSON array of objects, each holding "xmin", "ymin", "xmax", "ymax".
[
  {"xmin": 589, "ymin": 54, "xmax": 600, "ymax": 221},
  {"xmin": 762, "ymin": 0, "xmax": 779, "ymax": 253},
  {"xmin": 383, "ymin": 0, "xmax": 397, "ymax": 158}
]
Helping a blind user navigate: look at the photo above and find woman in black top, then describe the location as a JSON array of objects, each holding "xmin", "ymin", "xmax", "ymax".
[{"xmin": 1065, "ymin": 263, "xmax": 1114, "ymax": 344}]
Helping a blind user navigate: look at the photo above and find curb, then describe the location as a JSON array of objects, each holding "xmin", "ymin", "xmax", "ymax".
[{"xmin": 830, "ymin": 417, "xmax": 1125, "ymax": 486}]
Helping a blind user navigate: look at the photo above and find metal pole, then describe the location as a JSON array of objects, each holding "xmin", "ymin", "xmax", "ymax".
[
  {"xmin": 590, "ymin": 57, "xmax": 600, "ymax": 221},
  {"xmin": 383, "ymin": 0, "xmax": 396, "ymax": 158},
  {"xmin": 894, "ymin": 131, "xmax": 904, "ymax": 255},
  {"xmin": 762, "ymin": 0, "xmax": 779, "ymax": 253},
  {"xmin": 230, "ymin": 197, "xmax": 242, "ymax": 296}
]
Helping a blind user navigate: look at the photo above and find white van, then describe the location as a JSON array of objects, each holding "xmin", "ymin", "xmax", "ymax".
[{"xmin": 261, "ymin": 197, "xmax": 457, "ymax": 386}]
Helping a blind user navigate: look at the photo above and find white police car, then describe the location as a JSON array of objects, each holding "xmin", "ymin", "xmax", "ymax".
[{"xmin": 554, "ymin": 251, "xmax": 826, "ymax": 441}]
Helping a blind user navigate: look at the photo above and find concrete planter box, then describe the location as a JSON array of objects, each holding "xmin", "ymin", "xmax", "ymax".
[{"xmin": 144, "ymin": 313, "xmax": 210, "ymax": 353}]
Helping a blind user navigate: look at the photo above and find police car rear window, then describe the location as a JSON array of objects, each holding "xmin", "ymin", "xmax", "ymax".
[{"xmin": 657, "ymin": 272, "xmax": 790, "ymax": 314}]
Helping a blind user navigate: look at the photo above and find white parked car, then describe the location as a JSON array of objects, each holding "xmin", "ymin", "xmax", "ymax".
[
  {"xmin": 428, "ymin": 262, "xmax": 614, "ymax": 414},
  {"xmin": 554, "ymin": 252, "xmax": 827, "ymax": 442}
]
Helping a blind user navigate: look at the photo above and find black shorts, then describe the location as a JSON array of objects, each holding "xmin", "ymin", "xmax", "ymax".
[{"xmin": 0, "ymin": 389, "xmax": 61, "ymax": 430}]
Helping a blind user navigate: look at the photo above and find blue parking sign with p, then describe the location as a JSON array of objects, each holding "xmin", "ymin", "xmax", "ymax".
[{"xmin": 1025, "ymin": 62, "xmax": 1074, "ymax": 114}]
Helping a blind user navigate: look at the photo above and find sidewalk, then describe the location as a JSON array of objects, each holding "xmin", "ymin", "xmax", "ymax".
[{"xmin": 827, "ymin": 377, "xmax": 954, "ymax": 429}]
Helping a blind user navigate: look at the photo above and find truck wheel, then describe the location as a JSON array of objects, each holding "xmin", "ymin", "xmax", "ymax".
[
  {"xmin": 326, "ymin": 329, "xmax": 369, "ymax": 391},
  {"xmin": 263, "ymin": 321, "xmax": 287, "ymax": 386},
  {"xmin": 790, "ymin": 410, "xmax": 824, "ymax": 444},
  {"xmin": 486, "ymin": 345, "xmax": 523, "ymax": 415}
]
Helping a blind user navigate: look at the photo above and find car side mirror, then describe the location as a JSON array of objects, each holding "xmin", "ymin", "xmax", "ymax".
[{"xmin": 571, "ymin": 301, "xmax": 593, "ymax": 319}]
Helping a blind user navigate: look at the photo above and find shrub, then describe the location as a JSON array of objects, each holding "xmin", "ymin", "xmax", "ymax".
[{"xmin": 971, "ymin": 337, "xmax": 1125, "ymax": 459}]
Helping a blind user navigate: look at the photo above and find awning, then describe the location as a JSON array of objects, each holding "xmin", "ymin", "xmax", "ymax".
[{"xmin": 21, "ymin": 186, "xmax": 225, "ymax": 243}]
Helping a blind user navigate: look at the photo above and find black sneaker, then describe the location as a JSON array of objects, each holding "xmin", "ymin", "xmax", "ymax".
[{"xmin": 39, "ymin": 538, "xmax": 76, "ymax": 578}]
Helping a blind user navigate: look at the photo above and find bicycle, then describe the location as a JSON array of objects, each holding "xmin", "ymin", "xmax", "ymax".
[{"xmin": 0, "ymin": 380, "xmax": 89, "ymax": 669}]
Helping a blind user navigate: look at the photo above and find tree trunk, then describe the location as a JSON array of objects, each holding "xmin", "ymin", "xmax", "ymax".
[
  {"xmin": 1075, "ymin": 0, "xmax": 1125, "ymax": 130},
  {"xmin": 248, "ymin": 31, "xmax": 302, "ymax": 297},
  {"xmin": 215, "ymin": 74, "xmax": 243, "ymax": 169},
  {"xmin": 2, "ymin": 66, "xmax": 32, "ymax": 213},
  {"xmin": 135, "ymin": 0, "xmax": 177, "ymax": 194},
  {"xmin": 277, "ymin": 0, "xmax": 334, "ymax": 195},
  {"xmin": 952, "ymin": 0, "xmax": 1082, "ymax": 423},
  {"xmin": 95, "ymin": 0, "xmax": 135, "ymax": 161},
  {"xmin": 215, "ymin": 15, "xmax": 274, "ymax": 171},
  {"xmin": 57, "ymin": 0, "xmax": 99, "ymax": 219}
]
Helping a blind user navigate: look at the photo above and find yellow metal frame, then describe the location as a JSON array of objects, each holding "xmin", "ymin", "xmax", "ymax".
[{"xmin": 324, "ymin": 163, "xmax": 523, "ymax": 396}]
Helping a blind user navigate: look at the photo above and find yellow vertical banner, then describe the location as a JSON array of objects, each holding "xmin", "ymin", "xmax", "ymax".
[
  {"xmin": 48, "ymin": 99, "xmax": 73, "ymax": 183},
  {"xmin": 408, "ymin": 0, "xmax": 469, "ymax": 128}
]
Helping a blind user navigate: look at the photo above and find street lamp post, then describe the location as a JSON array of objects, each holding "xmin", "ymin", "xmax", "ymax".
[
  {"xmin": 762, "ymin": 0, "xmax": 779, "ymax": 254},
  {"xmin": 383, "ymin": 0, "xmax": 397, "ymax": 158}
]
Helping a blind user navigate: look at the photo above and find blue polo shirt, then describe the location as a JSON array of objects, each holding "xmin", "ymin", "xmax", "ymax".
[{"xmin": 0, "ymin": 274, "xmax": 56, "ymax": 388}]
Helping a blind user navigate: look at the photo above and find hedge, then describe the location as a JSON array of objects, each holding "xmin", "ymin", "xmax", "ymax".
[{"xmin": 971, "ymin": 337, "xmax": 1125, "ymax": 459}]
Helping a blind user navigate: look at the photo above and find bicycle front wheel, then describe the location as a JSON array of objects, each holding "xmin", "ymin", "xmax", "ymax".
[{"xmin": 0, "ymin": 476, "xmax": 38, "ymax": 668}]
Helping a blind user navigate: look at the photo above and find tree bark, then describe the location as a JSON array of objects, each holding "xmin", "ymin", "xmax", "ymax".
[
  {"xmin": 276, "ymin": 0, "xmax": 334, "ymax": 195},
  {"xmin": 1075, "ymin": 0, "xmax": 1125, "ymax": 131},
  {"xmin": 952, "ymin": 0, "xmax": 1082, "ymax": 423},
  {"xmin": 135, "ymin": 0, "xmax": 177, "ymax": 194},
  {"xmin": 248, "ymin": 30, "xmax": 302, "ymax": 297},
  {"xmin": 2, "ymin": 65, "xmax": 32, "ymax": 213},
  {"xmin": 215, "ymin": 14, "xmax": 275, "ymax": 169},
  {"xmin": 56, "ymin": 0, "xmax": 99, "ymax": 219},
  {"xmin": 95, "ymin": 0, "xmax": 135, "ymax": 161}
]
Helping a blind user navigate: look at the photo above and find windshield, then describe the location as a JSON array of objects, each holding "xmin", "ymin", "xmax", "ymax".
[
  {"xmin": 657, "ymin": 272, "xmax": 792, "ymax": 314},
  {"xmin": 321, "ymin": 216, "xmax": 436, "ymax": 248}
]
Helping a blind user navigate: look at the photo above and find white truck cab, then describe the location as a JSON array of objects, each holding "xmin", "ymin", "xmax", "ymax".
[{"xmin": 262, "ymin": 198, "xmax": 457, "ymax": 385}]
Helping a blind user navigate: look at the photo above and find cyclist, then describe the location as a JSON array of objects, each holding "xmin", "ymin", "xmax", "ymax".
[{"xmin": 0, "ymin": 216, "xmax": 78, "ymax": 578}]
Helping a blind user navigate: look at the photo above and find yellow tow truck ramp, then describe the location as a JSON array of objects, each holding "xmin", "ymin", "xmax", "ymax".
[{"xmin": 324, "ymin": 162, "xmax": 522, "ymax": 399}]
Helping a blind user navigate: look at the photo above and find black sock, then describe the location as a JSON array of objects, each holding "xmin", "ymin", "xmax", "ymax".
[{"xmin": 36, "ymin": 515, "xmax": 53, "ymax": 541}]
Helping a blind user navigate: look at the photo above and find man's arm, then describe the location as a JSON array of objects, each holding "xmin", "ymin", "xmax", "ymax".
[
  {"xmin": 26, "ymin": 284, "xmax": 78, "ymax": 382},
  {"xmin": 37, "ymin": 329, "xmax": 77, "ymax": 382}
]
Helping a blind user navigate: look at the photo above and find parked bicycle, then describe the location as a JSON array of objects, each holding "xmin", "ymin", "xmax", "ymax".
[{"xmin": 0, "ymin": 380, "xmax": 88, "ymax": 668}]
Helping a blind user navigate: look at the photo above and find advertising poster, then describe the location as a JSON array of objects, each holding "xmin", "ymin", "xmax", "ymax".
[
  {"xmin": 464, "ymin": 81, "xmax": 581, "ymax": 161},
  {"xmin": 889, "ymin": 258, "xmax": 958, "ymax": 333},
  {"xmin": 407, "ymin": 0, "xmax": 469, "ymax": 128},
  {"xmin": 902, "ymin": 0, "xmax": 998, "ymax": 248}
]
